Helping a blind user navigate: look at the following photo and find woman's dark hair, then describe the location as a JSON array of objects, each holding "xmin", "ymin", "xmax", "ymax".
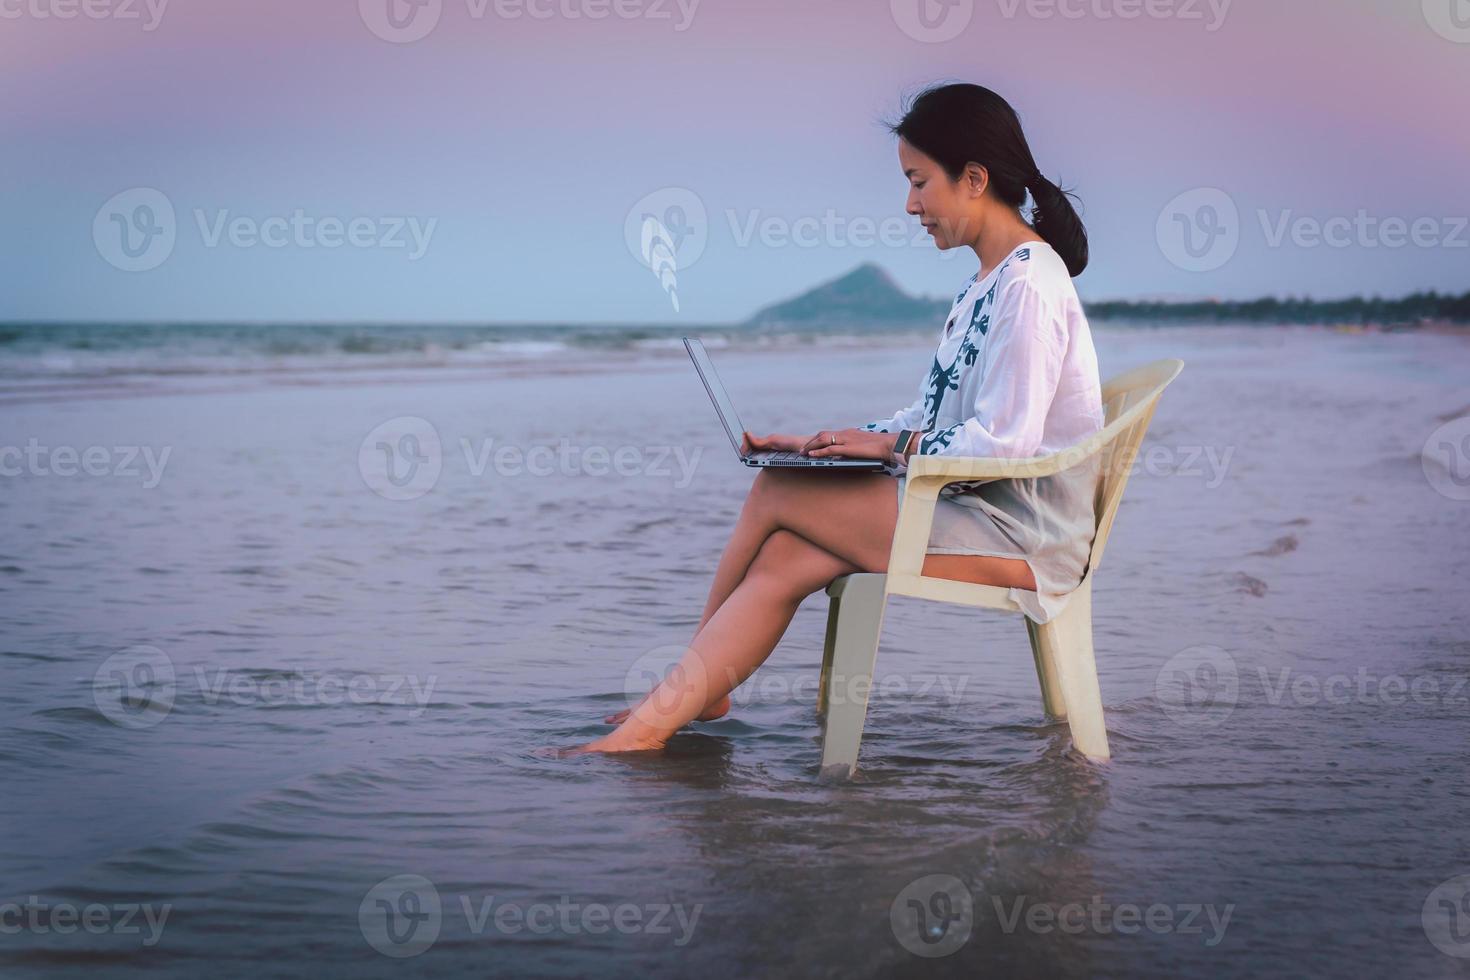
[{"xmin": 885, "ymin": 82, "xmax": 1089, "ymax": 277}]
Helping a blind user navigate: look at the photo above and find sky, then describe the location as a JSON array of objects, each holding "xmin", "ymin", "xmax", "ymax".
[{"xmin": 1, "ymin": 0, "xmax": 1466, "ymax": 324}]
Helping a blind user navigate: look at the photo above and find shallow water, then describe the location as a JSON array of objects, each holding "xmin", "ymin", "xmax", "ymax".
[{"xmin": 2, "ymin": 325, "xmax": 1468, "ymax": 977}]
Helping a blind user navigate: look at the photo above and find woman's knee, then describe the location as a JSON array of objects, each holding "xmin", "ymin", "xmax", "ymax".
[
  {"xmin": 747, "ymin": 529, "xmax": 842, "ymax": 600},
  {"xmin": 746, "ymin": 530, "xmax": 805, "ymax": 593}
]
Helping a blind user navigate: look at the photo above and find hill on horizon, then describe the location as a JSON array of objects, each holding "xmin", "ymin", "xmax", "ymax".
[{"xmin": 743, "ymin": 263, "xmax": 946, "ymax": 328}]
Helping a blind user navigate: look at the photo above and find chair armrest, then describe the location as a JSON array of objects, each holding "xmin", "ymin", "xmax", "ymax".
[
  {"xmin": 887, "ymin": 430, "xmax": 1116, "ymax": 578},
  {"xmin": 903, "ymin": 432, "xmax": 1108, "ymax": 485}
]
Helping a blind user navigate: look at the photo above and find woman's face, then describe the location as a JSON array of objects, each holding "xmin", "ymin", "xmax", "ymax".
[{"xmin": 899, "ymin": 138, "xmax": 980, "ymax": 251}]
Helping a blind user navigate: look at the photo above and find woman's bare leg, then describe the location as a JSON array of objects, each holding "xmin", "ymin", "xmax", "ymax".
[
  {"xmin": 603, "ymin": 469, "xmax": 899, "ymax": 725},
  {"xmin": 575, "ymin": 529, "xmax": 863, "ymax": 753}
]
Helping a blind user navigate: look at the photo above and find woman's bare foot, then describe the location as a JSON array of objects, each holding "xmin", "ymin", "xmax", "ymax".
[
  {"xmin": 560, "ymin": 731, "xmax": 669, "ymax": 756},
  {"xmin": 559, "ymin": 714, "xmax": 673, "ymax": 756},
  {"xmin": 603, "ymin": 693, "xmax": 730, "ymax": 726}
]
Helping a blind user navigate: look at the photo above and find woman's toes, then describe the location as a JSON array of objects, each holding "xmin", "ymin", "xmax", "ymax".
[
  {"xmin": 570, "ymin": 733, "xmax": 668, "ymax": 755},
  {"xmin": 603, "ymin": 708, "xmax": 632, "ymax": 725}
]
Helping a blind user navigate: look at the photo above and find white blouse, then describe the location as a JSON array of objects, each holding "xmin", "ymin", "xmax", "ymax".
[{"xmin": 860, "ymin": 240, "xmax": 1106, "ymax": 622}]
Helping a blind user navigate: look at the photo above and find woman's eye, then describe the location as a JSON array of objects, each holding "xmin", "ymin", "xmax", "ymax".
[{"xmin": 914, "ymin": 182, "xmax": 926, "ymax": 190}]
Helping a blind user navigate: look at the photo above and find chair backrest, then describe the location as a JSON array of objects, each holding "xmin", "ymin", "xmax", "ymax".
[{"xmin": 1085, "ymin": 358, "xmax": 1185, "ymax": 572}]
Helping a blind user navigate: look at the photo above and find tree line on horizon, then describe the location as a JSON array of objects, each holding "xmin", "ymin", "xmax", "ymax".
[{"xmin": 1083, "ymin": 290, "xmax": 1470, "ymax": 326}]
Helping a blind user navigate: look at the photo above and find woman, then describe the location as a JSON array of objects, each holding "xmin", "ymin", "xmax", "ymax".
[{"xmin": 573, "ymin": 82, "xmax": 1105, "ymax": 755}]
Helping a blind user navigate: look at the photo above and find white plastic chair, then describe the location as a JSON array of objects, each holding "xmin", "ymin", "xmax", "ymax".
[{"xmin": 815, "ymin": 358, "xmax": 1185, "ymax": 779}]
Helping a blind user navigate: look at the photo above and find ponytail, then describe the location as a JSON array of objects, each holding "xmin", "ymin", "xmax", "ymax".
[{"xmin": 1026, "ymin": 171, "xmax": 1089, "ymax": 277}]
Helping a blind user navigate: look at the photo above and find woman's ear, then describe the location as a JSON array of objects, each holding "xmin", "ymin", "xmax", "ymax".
[{"xmin": 964, "ymin": 162, "xmax": 990, "ymax": 199}]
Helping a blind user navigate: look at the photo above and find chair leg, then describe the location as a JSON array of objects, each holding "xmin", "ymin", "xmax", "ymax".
[
  {"xmin": 1032, "ymin": 577, "xmax": 1111, "ymax": 762},
  {"xmin": 817, "ymin": 589, "xmax": 842, "ymax": 720},
  {"xmin": 1026, "ymin": 616, "xmax": 1068, "ymax": 720},
  {"xmin": 818, "ymin": 573, "xmax": 888, "ymax": 780}
]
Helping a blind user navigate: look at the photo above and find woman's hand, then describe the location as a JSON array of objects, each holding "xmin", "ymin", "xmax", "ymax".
[
  {"xmin": 801, "ymin": 428, "xmax": 900, "ymax": 464},
  {"xmin": 741, "ymin": 431, "xmax": 811, "ymax": 455}
]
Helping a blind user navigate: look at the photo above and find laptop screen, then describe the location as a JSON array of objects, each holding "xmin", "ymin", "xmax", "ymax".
[{"xmin": 683, "ymin": 338, "xmax": 746, "ymax": 457}]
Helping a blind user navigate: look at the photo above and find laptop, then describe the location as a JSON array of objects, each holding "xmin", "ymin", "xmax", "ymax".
[{"xmin": 683, "ymin": 337, "xmax": 887, "ymax": 471}]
